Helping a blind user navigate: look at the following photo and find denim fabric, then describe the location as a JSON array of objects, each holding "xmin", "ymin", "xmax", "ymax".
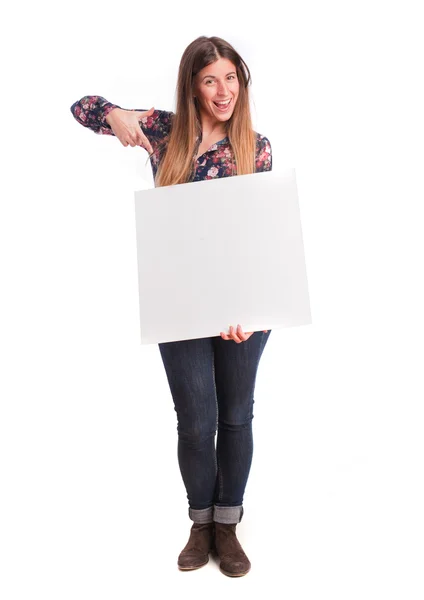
[
  {"xmin": 213, "ymin": 505, "xmax": 244, "ymax": 524},
  {"xmin": 188, "ymin": 506, "xmax": 214, "ymax": 524},
  {"xmin": 158, "ymin": 330, "xmax": 271, "ymax": 522}
]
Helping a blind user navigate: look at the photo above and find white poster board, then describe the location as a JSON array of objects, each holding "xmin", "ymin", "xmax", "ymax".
[{"xmin": 134, "ymin": 168, "xmax": 311, "ymax": 345}]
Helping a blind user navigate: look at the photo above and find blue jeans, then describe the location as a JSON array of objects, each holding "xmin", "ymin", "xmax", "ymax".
[{"xmin": 158, "ymin": 330, "xmax": 271, "ymax": 524}]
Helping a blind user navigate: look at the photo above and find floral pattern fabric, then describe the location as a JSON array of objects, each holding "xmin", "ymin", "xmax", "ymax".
[{"xmin": 70, "ymin": 95, "xmax": 272, "ymax": 183}]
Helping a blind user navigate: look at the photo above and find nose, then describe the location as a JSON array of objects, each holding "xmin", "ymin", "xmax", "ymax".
[{"xmin": 217, "ymin": 80, "xmax": 229, "ymax": 96}]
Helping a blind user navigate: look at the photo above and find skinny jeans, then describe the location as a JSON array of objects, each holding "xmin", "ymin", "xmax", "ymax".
[{"xmin": 158, "ymin": 330, "xmax": 271, "ymax": 524}]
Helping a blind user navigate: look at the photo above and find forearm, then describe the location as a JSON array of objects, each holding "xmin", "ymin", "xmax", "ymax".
[{"xmin": 70, "ymin": 95, "xmax": 122, "ymax": 135}]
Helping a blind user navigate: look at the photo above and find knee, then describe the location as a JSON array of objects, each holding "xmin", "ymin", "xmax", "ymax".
[
  {"xmin": 218, "ymin": 396, "xmax": 254, "ymax": 431},
  {"xmin": 177, "ymin": 421, "xmax": 217, "ymax": 447},
  {"xmin": 217, "ymin": 412, "xmax": 253, "ymax": 432}
]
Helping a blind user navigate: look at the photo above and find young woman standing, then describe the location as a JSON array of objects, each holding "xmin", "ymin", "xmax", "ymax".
[{"xmin": 71, "ymin": 35, "xmax": 272, "ymax": 577}]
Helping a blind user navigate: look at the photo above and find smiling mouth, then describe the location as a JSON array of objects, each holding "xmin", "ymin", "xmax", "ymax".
[{"xmin": 213, "ymin": 98, "xmax": 233, "ymax": 110}]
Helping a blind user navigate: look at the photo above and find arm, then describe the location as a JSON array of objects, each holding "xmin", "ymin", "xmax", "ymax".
[
  {"xmin": 70, "ymin": 95, "xmax": 122, "ymax": 135},
  {"xmin": 255, "ymin": 135, "xmax": 272, "ymax": 172},
  {"xmin": 70, "ymin": 95, "xmax": 174, "ymax": 141}
]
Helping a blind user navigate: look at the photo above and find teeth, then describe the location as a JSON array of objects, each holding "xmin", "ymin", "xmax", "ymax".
[{"xmin": 215, "ymin": 99, "xmax": 231, "ymax": 106}]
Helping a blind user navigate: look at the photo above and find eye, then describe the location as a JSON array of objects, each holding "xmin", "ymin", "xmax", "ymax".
[
  {"xmin": 205, "ymin": 79, "xmax": 214, "ymax": 85},
  {"xmin": 228, "ymin": 75, "xmax": 236, "ymax": 80}
]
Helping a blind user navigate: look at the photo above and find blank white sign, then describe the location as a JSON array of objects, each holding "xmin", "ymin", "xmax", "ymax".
[{"xmin": 134, "ymin": 168, "xmax": 311, "ymax": 345}]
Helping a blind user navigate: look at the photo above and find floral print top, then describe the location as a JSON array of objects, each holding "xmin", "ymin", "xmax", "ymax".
[{"xmin": 70, "ymin": 95, "xmax": 272, "ymax": 183}]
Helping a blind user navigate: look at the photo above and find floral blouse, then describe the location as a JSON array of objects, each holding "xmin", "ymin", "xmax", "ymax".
[{"xmin": 70, "ymin": 95, "xmax": 272, "ymax": 183}]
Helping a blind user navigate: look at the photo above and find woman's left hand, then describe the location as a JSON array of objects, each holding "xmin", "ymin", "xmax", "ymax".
[{"xmin": 220, "ymin": 324, "xmax": 268, "ymax": 343}]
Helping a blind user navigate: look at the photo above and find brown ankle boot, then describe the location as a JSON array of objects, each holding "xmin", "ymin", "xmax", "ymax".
[
  {"xmin": 177, "ymin": 522, "xmax": 215, "ymax": 570},
  {"xmin": 213, "ymin": 522, "xmax": 251, "ymax": 577}
]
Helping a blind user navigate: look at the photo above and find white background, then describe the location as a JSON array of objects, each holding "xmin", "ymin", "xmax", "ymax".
[{"xmin": 1, "ymin": 1, "xmax": 423, "ymax": 598}]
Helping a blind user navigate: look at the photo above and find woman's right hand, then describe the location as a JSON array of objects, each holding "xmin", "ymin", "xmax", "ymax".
[{"xmin": 105, "ymin": 107, "xmax": 155, "ymax": 154}]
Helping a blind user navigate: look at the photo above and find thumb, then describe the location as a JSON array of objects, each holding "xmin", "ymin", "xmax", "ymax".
[{"xmin": 137, "ymin": 106, "xmax": 155, "ymax": 119}]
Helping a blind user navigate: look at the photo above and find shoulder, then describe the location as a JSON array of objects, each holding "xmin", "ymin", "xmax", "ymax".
[
  {"xmin": 255, "ymin": 132, "xmax": 272, "ymax": 151},
  {"xmin": 254, "ymin": 132, "xmax": 272, "ymax": 172},
  {"xmin": 157, "ymin": 109, "xmax": 175, "ymax": 130}
]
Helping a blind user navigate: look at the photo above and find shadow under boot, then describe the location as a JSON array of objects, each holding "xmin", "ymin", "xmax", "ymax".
[
  {"xmin": 213, "ymin": 522, "xmax": 251, "ymax": 577},
  {"xmin": 177, "ymin": 522, "xmax": 215, "ymax": 570}
]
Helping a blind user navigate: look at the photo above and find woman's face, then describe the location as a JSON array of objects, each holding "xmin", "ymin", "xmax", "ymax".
[{"xmin": 193, "ymin": 57, "xmax": 240, "ymax": 125}]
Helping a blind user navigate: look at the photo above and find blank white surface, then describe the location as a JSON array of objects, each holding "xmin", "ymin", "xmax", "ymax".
[{"xmin": 134, "ymin": 169, "xmax": 311, "ymax": 344}]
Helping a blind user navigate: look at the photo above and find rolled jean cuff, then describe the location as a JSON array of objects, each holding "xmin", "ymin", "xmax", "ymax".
[
  {"xmin": 213, "ymin": 505, "xmax": 244, "ymax": 524},
  {"xmin": 188, "ymin": 506, "xmax": 214, "ymax": 523}
]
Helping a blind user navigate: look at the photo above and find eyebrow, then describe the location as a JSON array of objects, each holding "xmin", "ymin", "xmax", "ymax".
[{"xmin": 202, "ymin": 71, "xmax": 236, "ymax": 80}]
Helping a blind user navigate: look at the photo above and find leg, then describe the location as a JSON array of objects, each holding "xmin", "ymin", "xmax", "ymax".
[
  {"xmin": 212, "ymin": 329, "xmax": 271, "ymax": 523},
  {"xmin": 211, "ymin": 330, "xmax": 271, "ymax": 577},
  {"xmin": 158, "ymin": 337, "xmax": 217, "ymax": 571},
  {"xmin": 158, "ymin": 336, "xmax": 218, "ymax": 522}
]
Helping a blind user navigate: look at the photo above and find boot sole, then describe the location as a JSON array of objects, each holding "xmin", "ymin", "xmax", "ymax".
[
  {"xmin": 211, "ymin": 548, "xmax": 250, "ymax": 577},
  {"xmin": 219, "ymin": 565, "xmax": 250, "ymax": 577},
  {"xmin": 178, "ymin": 557, "xmax": 209, "ymax": 570}
]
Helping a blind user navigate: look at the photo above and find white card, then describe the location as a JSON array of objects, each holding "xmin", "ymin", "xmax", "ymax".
[{"xmin": 134, "ymin": 168, "xmax": 311, "ymax": 344}]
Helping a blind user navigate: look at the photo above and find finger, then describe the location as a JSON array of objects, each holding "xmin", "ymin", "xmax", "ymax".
[
  {"xmin": 236, "ymin": 324, "xmax": 248, "ymax": 342},
  {"xmin": 132, "ymin": 132, "xmax": 144, "ymax": 146},
  {"xmin": 144, "ymin": 139, "xmax": 154, "ymax": 154},
  {"xmin": 137, "ymin": 106, "xmax": 155, "ymax": 119},
  {"xmin": 221, "ymin": 327, "xmax": 234, "ymax": 341},
  {"xmin": 237, "ymin": 325, "xmax": 254, "ymax": 341},
  {"xmin": 135, "ymin": 133, "xmax": 144, "ymax": 147},
  {"xmin": 230, "ymin": 325, "xmax": 242, "ymax": 343},
  {"xmin": 136, "ymin": 133, "xmax": 153, "ymax": 154},
  {"xmin": 122, "ymin": 135, "xmax": 137, "ymax": 147}
]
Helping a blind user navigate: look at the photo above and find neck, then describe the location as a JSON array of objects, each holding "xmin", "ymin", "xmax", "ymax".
[{"xmin": 199, "ymin": 109, "xmax": 227, "ymax": 138}]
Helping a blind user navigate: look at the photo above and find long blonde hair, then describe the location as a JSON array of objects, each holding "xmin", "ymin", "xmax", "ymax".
[{"xmin": 154, "ymin": 36, "xmax": 257, "ymax": 188}]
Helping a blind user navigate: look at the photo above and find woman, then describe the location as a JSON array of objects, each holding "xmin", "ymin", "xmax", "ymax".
[{"xmin": 70, "ymin": 35, "xmax": 272, "ymax": 578}]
